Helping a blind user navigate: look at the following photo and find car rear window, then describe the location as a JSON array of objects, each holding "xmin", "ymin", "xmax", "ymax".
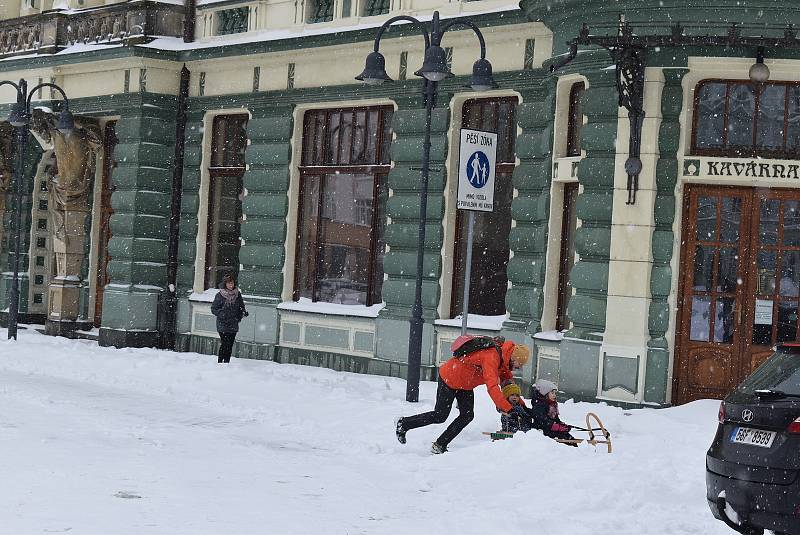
[{"xmin": 738, "ymin": 350, "xmax": 800, "ymax": 396}]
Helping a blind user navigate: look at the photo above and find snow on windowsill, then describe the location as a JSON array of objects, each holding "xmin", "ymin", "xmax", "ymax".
[
  {"xmin": 434, "ymin": 313, "xmax": 508, "ymax": 331},
  {"xmin": 189, "ymin": 289, "xmax": 219, "ymax": 303},
  {"xmin": 533, "ymin": 330, "xmax": 566, "ymax": 342},
  {"xmin": 277, "ymin": 298, "xmax": 384, "ymax": 318}
]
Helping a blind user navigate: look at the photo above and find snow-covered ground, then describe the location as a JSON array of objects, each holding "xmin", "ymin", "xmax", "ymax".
[{"xmin": 0, "ymin": 329, "xmax": 731, "ymax": 535}]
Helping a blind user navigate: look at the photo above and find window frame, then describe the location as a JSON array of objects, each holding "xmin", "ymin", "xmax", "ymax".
[
  {"xmin": 292, "ymin": 105, "xmax": 393, "ymax": 306},
  {"xmin": 450, "ymin": 96, "xmax": 518, "ymax": 318},
  {"xmin": 691, "ymin": 78, "xmax": 800, "ymax": 160},
  {"xmin": 204, "ymin": 113, "xmax": 249, "ymax": 290}
]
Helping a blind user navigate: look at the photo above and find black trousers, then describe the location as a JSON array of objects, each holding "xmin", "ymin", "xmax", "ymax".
[
  {"xmin": 401, "ymin": 378, "xmax": 474, "ymax": 447},
  {"xmin": 218, "ymin": 332, "xmax": 237, "ymax": 363}
]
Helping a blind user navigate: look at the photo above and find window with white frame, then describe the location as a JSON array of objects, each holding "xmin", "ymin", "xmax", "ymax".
[
  {"xmin": 451, "ymin": 97, "xmax": 517, "ymax": 317},
  {"xmin": 294, "ymin": 106, "xmax": 393, "ymax": 306},
  {"xmin": 205, "ymin": 113, "xmax": 248, "ymax": 290}
]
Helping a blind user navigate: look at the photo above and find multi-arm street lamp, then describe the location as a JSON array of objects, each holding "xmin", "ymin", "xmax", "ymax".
[
  {"xmin": 2, "ymin": 78, "xmax": 74, "ymax": 340},
  {"xmin": 356, "ymin": 11, "xmax": 497, "ymax": 402}
]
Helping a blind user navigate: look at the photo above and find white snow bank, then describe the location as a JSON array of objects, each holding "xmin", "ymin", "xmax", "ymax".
[{"xmin": 0, "ymin": 329, "xmax": 730, "ymax": 535}]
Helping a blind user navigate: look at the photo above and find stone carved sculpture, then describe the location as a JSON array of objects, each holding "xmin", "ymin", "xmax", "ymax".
[
  {"xmin": 30, "ymin": 108, "xmax": 101, "ymax": 241},
  {"xmin": 29, "ymin": 109, "xmax": 101, "ymax": 326}
]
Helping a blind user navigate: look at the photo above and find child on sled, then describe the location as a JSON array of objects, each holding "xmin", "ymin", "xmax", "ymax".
[
  {"xmin": 529, "ymin": 379, "xmax": 578, "ymax": 446},
  {"xmin": 499, "ymin": 381, "xmax": 534, "ymax": 434}
]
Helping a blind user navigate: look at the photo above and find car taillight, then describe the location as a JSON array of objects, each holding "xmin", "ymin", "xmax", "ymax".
[
  {"xmin": 718, "ymin": 402, "xmax": 726, "ymax": 424},
  {"xmin": 788, "ymin": 417, "xmax": 800, "ymax": 434}
]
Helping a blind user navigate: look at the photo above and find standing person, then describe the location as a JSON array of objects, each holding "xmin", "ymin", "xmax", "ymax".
[
  {"xmin": 211, "ymin": 273, "xmax": 248, "ymax": 364},
  {"xmin": 395, "ymin": 339, "xmax": 530, "ymax": 454}
]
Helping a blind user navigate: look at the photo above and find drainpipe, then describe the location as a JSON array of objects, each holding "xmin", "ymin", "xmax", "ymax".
[
  {"xmin": 163, "ymin": 64, "xmax": 190, "ymax": 349},
  {"xmin": 183, "ymin": 0, "xmax": 197, "ymax": 43}
]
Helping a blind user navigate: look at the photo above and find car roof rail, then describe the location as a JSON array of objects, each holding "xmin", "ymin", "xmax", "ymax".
[{"xmin": 776, "ymin": 342, "xmax": 800, "ymax": 352}]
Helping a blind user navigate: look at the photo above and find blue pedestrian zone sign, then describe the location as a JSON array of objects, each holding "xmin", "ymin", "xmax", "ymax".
[{"xmin": 457, "ymin": 128, "xmax": 497, "ymax": 212}]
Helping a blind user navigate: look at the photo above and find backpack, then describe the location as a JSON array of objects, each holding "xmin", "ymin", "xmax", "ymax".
[{"xmin": 450, "ymin": 335, "xmax": 505, "ymax": 360}]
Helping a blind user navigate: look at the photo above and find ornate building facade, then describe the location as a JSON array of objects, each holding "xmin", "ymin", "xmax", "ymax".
[{"xmin": 2, "ymin": 0, "xmax": 799, "ymax": 406}]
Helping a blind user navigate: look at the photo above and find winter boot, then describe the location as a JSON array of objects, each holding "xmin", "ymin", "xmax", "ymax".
[
  {"xmin": 395, "ymin": 418, "xmax": 407, "ymax": 444},
  {"xmin": 430, "ymin": 442, "xmax": 447, "ymax": 454}
]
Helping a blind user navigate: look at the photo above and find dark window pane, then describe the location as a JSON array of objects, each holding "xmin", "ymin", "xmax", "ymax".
[
  {"xmin": 33, "ymin": 293, "xmax": 43, "ymax": 304},
  {"xmin": 780, "ymin": 250, "xmax": 800, "ymax": 298},
  {"xmin": 788, "ymin": 86, "xmax": 800, "ymax": 150},
  {"xmin": 37, "ymin": 219, "xmax": 47, "ymax": 230},
  {"xmin": 690, "ymin": 296, "xmax": 711, "ymax": 342},
  {"xmin": 776, "ymin": 300, "xmax": 799, "ymax": 343},
  {"xmin": 211, "ymin": 115, "xmax": 248, "ymax": 168},
  {"xmin": 326, "ymin": 112, "xmax": 341, "ymax": 165},
  {"xmin": 316, "ymin": 174, "xmax": 376, "ymax": 305},
  {"xmin": 720, "ymin": 197, "xmax": 741, "ymax": 242},
  {"xmin": 566, "ymin": 82, "xmax": 585, "ymax": 156},
  {"xmin": 757, "ymin": 85, "xmax": 787, "ymax": 150},
  {"xmin": 693, "ymin": 245, "xmax": 714, "ymax": 292},
  {"xmin": 35, "ymin": 256, "xmax": 45, "ymax": 266},
  {"xmin": 296, "ymin": 175, "xmax": 321, "ymax": 300},
  {"xmin": 717, "ymin": 247, "xmax": 738, "ymax": 293},
  {"xmin": 205, "ymin": 174, "xmax": 242, "ymax": 289},
  {"xmin": 696, "ymin": 83, "xmax": 726, "ymax": 148},
  {"xmin": 556, "ymin": 183, "xmax": 579, "ymax": 331},
  {"xmin": 760, "ymin": 198, "xmax": 780, "ymax": 246},
  {"xmin": 757, "ymin": 250, "xmax": 777, "ymax": 296},
  {"xmin": 714, "ymin": 298, "xmax": 736, "ymax": 343},
  {"xmin": 696, "ymin": 196, "xmax": 717, "ymax": 241},
  {"xmin": 727, "ymin": 84, "xmax": 756, "ymax": 147},
  {"xmin": 34, "ymin": 275, "xmax": 44, "ymax": 285},
  {"xmin": 36, "ymin": 237, "xmax": 46, "ymax": 248},
  {"xmin": 783, "ymin": 200, "xmax": 800, "ymax": 246}
]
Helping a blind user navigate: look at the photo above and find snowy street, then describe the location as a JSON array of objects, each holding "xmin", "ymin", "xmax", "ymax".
[{"xmin": 0, "ymin": 331, "xmax": 731, "ymax": 535}]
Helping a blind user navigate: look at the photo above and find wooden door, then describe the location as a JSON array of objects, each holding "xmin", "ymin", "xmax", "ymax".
[
  {"xmin": 675, "ymin": 185, "xmax": 752, "ymax": 403},
  {"xmin": 94, "ymin": 121, "xmax": 117, "ymax": 327},
  {"xmin": 675, "ymin": 185, "xmax": 800, "ymax": 403}
]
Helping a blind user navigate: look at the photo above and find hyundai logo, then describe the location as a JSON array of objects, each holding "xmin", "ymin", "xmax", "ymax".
[{"xmin": 742, "ymin": 409, "xmax": 754, "ymax": 422}]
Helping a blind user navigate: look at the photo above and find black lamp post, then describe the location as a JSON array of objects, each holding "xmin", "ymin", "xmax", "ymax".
[
  {"xmin": 356, "ymin": 11, "xmax": 497, "ymax": 402},
  {"xmin": 2, "ymin": 78, "xmax": 74, "ymax": 340}
]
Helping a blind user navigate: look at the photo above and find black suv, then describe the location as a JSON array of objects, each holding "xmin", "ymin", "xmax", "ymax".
[{"xmin": 706, "ymin": 343, "xmax": 800, "ymax": 535}]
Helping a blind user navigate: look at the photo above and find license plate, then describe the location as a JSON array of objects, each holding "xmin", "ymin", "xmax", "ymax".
[{"xmin": 730, "ymin": 426, "xmax": 777, "ymax": 448}]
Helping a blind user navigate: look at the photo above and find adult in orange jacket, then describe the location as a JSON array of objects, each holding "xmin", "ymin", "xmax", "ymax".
[{"xmin": 395, "ymin": 340, "xmax": 531, "ymax": 453}]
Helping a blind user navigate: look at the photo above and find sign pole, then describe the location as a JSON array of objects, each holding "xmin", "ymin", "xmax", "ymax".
[
  {"xmin": 456, "ymin": 127, "xmax": 497, "ymax": 336},
  {"xmin": 460, "ymin": 210, "xmax": 475, "ymax": 336}
]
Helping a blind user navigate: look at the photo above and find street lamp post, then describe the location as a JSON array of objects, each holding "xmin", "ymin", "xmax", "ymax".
[
  {"xmin": 1, "ymin": 78, "xmax": 74, "ymax": 340},
  {"xmin": 356, "ymin": 11, "xmax": 497, "ymax": 402}
]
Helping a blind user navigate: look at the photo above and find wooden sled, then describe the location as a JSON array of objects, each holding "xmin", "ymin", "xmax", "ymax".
[
  {"xmin": 571, "ymin": 412, "xmax": 613, "ymax": 453},
  {"xmin": 485, "ymin": 412, "xmax": 613, "ymax": 453}
]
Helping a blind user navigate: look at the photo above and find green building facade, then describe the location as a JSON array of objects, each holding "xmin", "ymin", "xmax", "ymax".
[{"xmin": 3, "ymin": 0, "xmax": 800, "ymax": 406}]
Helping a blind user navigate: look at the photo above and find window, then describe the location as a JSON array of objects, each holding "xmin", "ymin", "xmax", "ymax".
[
  {"xmin": 693, "ymin": 80, "xmax": 800, "ymax": 158},
  {"xmin": 307, "ymin": 0, "xmax": 333, "ymax": 23},
  {"xmin": 556, "ymin": 183, "xmax": 579, "ymax": 331},
  {"xmin": 36, "ymin": 237, "xmax": 46, "ymax": 248},
  {"xmin": 294, "ymin": 106, "xmax": 393, "ymax": 306},
  {"xmin": 205, "ymin": 114, "xmax": 248, "ymax": 290},
  {"xmin": 217, "ymin": 7, "xmax": 249, "ymax": 35},
  {"xmin": 566, "ymin": 82, "xmax": 585, "ymax": 157},
  {"xmin": 362, "ymin": 0, "xmax": 389, "ymax": 16},
  {"xmin": 451, "ymin": 97, "xmax": 517, "ymax": 317},
  {"xmin": 37, "ymin": 218, "xmax": 47, "ymax": 230}
]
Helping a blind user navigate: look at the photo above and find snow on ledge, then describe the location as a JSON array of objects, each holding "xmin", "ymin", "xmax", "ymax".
[
  {"xmin": 434, "ymin": 313, "xmax": 508, "ymax": 331},
  {"xmin": 189, "ymin": 289, "xmax": 219, "ymax": 303},
  {"xmin": 277, "ymin": 298, "xmax": 384, "ymax": 318},
  {"xmin": 533, "ymin": 330, "xmax": 565, "ymax": 342}
]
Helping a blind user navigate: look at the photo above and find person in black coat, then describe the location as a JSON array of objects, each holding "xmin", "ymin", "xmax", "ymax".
[
  {"xmin": 210, "ymin": 273, "xmax": 248, "ymax": 363},
  {"xmin": 528, "ymin": 379, "xmax": 578, "ymax": 446}
]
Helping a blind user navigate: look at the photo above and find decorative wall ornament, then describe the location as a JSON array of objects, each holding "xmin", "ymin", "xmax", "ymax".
[
  {"xmin": 551, "ymin": 19, "xmax": 800, "ymax": 205},
  {"xmin": 30, "ymin": 109, "xmax": 101, "ymax": 261}
]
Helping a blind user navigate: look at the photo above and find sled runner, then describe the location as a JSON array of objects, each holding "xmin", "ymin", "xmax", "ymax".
[{"xmin": 484, "ymin": 412, "xmax": 613, "ymax": 453}]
